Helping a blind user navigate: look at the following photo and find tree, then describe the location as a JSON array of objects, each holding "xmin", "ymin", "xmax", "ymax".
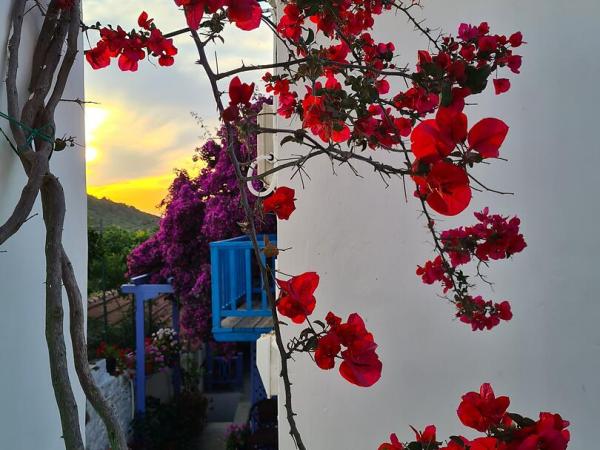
[
  {"xmin": 2, "ymin": 1, "xmax": 128, "ymax": 448},
  {"xmin": 88, "ymin": 226, "xmax": 151, "ymax": 294}
]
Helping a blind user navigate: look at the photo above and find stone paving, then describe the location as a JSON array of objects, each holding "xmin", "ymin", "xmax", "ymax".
[{"xmin": 195, "ymin": 377, "xmax": 252, "ymax": 449}]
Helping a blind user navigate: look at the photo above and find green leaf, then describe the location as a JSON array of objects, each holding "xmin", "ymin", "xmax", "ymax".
[
  {"xmin": 304, "ymin": 29, "xmax": 315, "ymax": 46},
  {"xmin": 305, "ymin": 335, "xmax": 318, "ymax": 351},
  {"xmin": 440, "ymin": 81, "xmax": 453, "ymax": 107},
  {"xmin": 313, "ymin": 320, "xmax": 326, "ymax": 329},
  {"xmin": 508, "ymin": 413, "xmax": 536, "ymax": 428},
  {"xmin": 280, "ymin": 135, "xmax": 298, "ymax": 146},
  {"xmin": 463, "ymin": 65, "xmax": 491, "ymax": 95}
]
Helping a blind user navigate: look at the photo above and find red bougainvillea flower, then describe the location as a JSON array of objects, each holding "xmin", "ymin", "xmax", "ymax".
[
  {"xmin": 436, "ymin": 107, "xmax": 468, "ymax": 143},
  {"xmin": 416, "ymin": 255, "xmax": 453, "ymax": 293},
  {"xmin": 437, "ymin": 208, "xmax": 527, "ymax": 267},
  {"xmin": 174, "ymin": 0, "xmax": 206, "ymax": 30},
  {"xmin": 276, "ymin": 272, "xmax": 319, "ymax": 323},
  {"xmin": 457, "ymin": 296, "xmax": 513, "ymax": 331},
  {"xmin": 394, "ymin": 86, "xmax": 439, "ymax": 116},
  {"xmin": 376, "ymin": 79, "xmax": 391, "ymax": 95},
  {"xmin": 336, "ymin": 313, "xmax": 382, "ymax": 387},
  {"xmin": 410, "ymin": 106, "xmax": 469, "ymax": 162},
  {"xmin": 228, "ymin": 76, "xmax": 254, "ymax": 106},
  {"xmin": 378, "ymin": 434, "xmax": 404, "ymax": 450},
  {"xmin": 410, "ymin": 119, "xmax": 456, "ymax": 162},
  {"xmin": 277, "ymin": 3, "xmax": 304, "ymax": 42},
  {"xmin": 413, "ymin": 425, "xmax": 437, "ymax": 446},
  {"xmin": 118, "ymin": 46, "xmax": 146, "ymax": 72},
  {"xmin": 414, "ymin": 161, "xmax": 472, "ymax": 216},
  {"xmin": 263, "ymin": 186, "xmax": 296, "ymax": 220},
  {"xmin": 457, "ymin": 383, "xmax": 510, "ymax": 432},
  {"xmin": 86, "ymin": 41, "xmax": 111, "ymax": 70},
  {"xmin": 472, "ymin": 208, "xmax": 527, "ymax": 261},
  {"xmin": 174, "ymin": 0, "xmax": 223, "ymax": 30},
  {"xmin": 493, "ymin": 78, "xmax": 511, "ymax": 95},
  {"xmin": 316, "ymin": 312, "xmax": 382, "ymax": 387},
  {"xmin": 325, "ymin": 311, "xmax": 342, "ymax": 328},
  {"xmin": 470, "ymin": 437, "xmax": 502, "ymax": 450},
  {"xmin": 264, "ymin": 73, "xmax": 298, "ymax": 118},
  {"xmin": 339, "ymin": 335, "xmax": 382, "ymax": 387},
  {"xmin": 223, "ymin": 76, "xmax": 255, "ymax": 121},
  {"xmin": 174, "ymin": 0, "xmax": 261, "ymax": 31},
  {"xmin": 146, "ymin": 27, "xmax": 179, "ymax": 67},
  {"xmin": 138, "ymin": 11, "xmax": 154, "ymax": 29},
  {"xmin": 226, "ymin": 0, "xmax": 262, "ymax": 31},
  {"xmin": 509, "ymin": 31, "xmax": 524, "ymax": 47},
  {"xmin": 302, "ymin": 92, "xmax": 350, "ymax": 143},
  {"xmin": 514, "ymin": 413, "xmax": 570, "ymax": 450},
  {"xmin": 85, "ymin": 15, "xmax": 178, "ymax": 72},
  {"xmin": 314, "ymin": 331, "xmax": 341, "ymax": 370},
  {"xmin": 468, "ymin": 118, "xmax": 509, "ymax": 158}
]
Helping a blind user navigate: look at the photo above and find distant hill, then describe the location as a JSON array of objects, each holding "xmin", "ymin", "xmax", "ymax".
[{"xmin": 88, "ymin": 195, "xmax": 159, "ymax": 232}]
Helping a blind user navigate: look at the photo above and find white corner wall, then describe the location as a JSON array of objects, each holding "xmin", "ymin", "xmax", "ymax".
[
  {"xmin": 0, "ymin": 3, "xmax": 87, "ymax": 449},
  {"xmin": 276, "ymin": 1, "xmax": 600, "ymax": 449}
]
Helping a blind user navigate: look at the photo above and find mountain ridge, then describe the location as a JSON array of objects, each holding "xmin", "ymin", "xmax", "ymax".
[{"xmin": 88, "ymin": 194, "xmax": 159, "ymax": 231}]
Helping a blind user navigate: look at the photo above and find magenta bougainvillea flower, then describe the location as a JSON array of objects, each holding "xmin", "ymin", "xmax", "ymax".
[{"xmin": 128, "ymin": 97, "xmax": 275, "ymax": 343}]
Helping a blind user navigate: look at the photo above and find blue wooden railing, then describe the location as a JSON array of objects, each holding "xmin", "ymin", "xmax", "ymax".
[
  {"xmin": 210, "ymin": 234, "xmax": 276, "ymax": 341},
  {"xmin": 204, "ymin": 350, "xmax": 244, "ymax": 391}
]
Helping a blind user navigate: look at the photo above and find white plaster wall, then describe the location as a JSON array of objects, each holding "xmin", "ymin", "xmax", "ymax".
[
  {"xmin": 0, "ymin": 2, "xmax": 87, "ymax": 449},
  {"xmin": 276, "ymin": 1, "xmax": 600, "ymax": 449}
]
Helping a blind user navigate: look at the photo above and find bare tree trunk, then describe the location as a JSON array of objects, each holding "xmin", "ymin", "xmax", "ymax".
[
  {"xmin": 41, "ymin": 175, "xmax": 84, "ymax": 450},
  {"xmin": 62, "ymin": 246, "xmax": 129, "ymax": 450},
  {"xmin": 3, "ymin": 1, "xmax": 129, "ymax": 447}
]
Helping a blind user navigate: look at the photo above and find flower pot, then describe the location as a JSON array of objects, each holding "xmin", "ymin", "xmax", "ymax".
[{"xmin": 106, "ymin": 357, "xmax": 118, "ymax": 376}]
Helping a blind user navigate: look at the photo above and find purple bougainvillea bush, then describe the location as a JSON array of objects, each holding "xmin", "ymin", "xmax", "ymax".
[{"xmin": 127, "ymin": 97, "xmax": 275, "ymax": 347}]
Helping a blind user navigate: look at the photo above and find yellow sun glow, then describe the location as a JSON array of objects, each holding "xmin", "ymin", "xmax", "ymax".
[
  {"xmin": 85, "ymin": 105, "xmax": 108, "ymax": 165},
  {"xmin": 84, "ymin": 100, "xmax": 204, "ymax": 213},
  {"xmin": 87, "ymin": 174, "xmax": 178, "ymax": 214},
  {"xmin": 86, "ymin": 145, "xmax": 99, "ymax": 163}
]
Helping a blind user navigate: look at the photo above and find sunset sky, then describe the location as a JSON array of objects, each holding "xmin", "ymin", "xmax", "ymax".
[{"xmin": 84, "ymin": 0, "xmax": 272, "ymax": 214}]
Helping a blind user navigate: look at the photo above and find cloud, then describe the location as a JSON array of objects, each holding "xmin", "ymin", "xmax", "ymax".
[
  {"xmin": 84, "ymin": 98, "xmax": 204, "ymax": 184},
  {"xmin": 84, "ymin": 0, "xmax": 272, "ymax": 210}
]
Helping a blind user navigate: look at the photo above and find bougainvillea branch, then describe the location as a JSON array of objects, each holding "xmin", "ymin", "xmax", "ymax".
[
  {"xmin": 87, "ymin": 1, "xmax": 567, "ymax": 449},
  {"xmin": 190, "ymin": 29, "xmax": 307, "ymax": 449}
]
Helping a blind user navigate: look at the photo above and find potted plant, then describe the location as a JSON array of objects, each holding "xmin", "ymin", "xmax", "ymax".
[
  {"xmin": 225, "ymin": 424, "xmax": 250, "ymax": 450},
  {"xmin": 96, "ymin": 341, "xmax": 131, "ymax": 376}
]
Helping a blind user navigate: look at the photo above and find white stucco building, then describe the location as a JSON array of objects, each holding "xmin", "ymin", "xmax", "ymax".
[
  {"xmin": 276, "ymin": 1, "xmax": 600, "ymax": 449},
  {"xmin": 0, "ymin": 3, "xmax": 87, "ymax": 449}
]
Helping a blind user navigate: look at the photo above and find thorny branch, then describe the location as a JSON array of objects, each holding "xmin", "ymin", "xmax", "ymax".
[{"xmin": 191, "ymin": 28, "xmax": 308, "ymax": 449}]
